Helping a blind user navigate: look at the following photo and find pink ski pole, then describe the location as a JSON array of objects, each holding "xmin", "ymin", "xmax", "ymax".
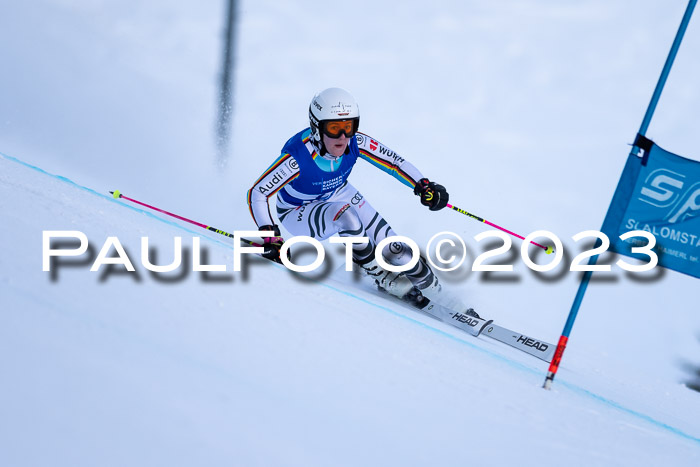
[
  {"xmin": 446, "ymin": 203, "xmax": 553, "ymax": 254},
  {"xmin": 110, "ymin": 190, "xmax": 263, "ymax": 248}
]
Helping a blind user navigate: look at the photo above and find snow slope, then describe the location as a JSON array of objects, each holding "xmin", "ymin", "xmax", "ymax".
[
  {"xmin": 1, "ymin": 0, "xmax": 700, "ymax": 465},
  {"xmin": 2, "ymin": 146, "xmax": 700, "ymax": 466}
]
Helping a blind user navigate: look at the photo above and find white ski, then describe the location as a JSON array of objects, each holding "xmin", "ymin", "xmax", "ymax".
[
  {"xmin": 375, "ymin": 285, "xmax": 554, "ymax": 361},
  {"xmin": 482, "ymin": 324, "xmax": 555, "ymax": 363},
  {"xmin": 402, "ymin": 294, "xmax": 493, "ymax": 337}
]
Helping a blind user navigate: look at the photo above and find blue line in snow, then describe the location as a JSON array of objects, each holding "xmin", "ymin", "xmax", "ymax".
[
  {"xmin": 314, "ymin": 280, "xmax": 700, "ymax": 445},
  {"xmin": 2, "ymin": 151, "xmax": 699, "ymax": 446},
  {"xmin": 0, "ymin": 151, "xmax": 233, "ymax": 249}
]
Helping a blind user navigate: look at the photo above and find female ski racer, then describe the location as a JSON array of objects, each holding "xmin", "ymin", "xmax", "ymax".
[{"xmin": 247, "ymin": 87, "xmax": 453, "ymax": 303}]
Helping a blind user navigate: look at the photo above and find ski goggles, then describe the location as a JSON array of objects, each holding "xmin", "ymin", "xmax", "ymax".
[{"xmin": 321, "ymin": 118, "xmax": 359, "ymax": 138}]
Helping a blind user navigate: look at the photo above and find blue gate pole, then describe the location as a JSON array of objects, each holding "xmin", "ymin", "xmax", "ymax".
[
  {"xmin": 542, "ymin": 247, "xmax": 600, "ymax": 390},
  {"xmin": 544, "ymin": 0, "xmax": 697, "ymax": 390},
  {"xmin": 630, "ymin": 0, "xmax": 697, "ymax": 156}
]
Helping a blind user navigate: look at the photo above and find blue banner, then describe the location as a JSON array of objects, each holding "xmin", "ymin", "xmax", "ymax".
[{"xmin": 601, "ymin": 137, "xmax": 700, "ymax": 278}]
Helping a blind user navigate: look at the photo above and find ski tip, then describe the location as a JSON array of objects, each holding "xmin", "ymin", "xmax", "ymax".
[
  {"xmin": 111, "ymin": 190, "xmax": 121, "ymax": 199},
  {"xmin": 545, "ymin": 246, "xmax": 554, "ymax": 255}
]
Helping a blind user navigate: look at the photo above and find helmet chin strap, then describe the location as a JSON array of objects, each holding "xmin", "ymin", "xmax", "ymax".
[
  {"xmin": 320, "ymin": 140, "xmax": 329, "ymax": 156},
  {"xmin": 310, "ymin": 137, "xmax": 328, "ymax": 156}
]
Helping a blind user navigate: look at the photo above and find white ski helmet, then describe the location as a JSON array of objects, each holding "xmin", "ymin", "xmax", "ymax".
[{"xmin": 309, "ymin": 87, "xmax": 360, "ymax": 144}]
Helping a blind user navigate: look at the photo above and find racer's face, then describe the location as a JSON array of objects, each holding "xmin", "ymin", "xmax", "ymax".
[{"xmin": 323, "ymin": 133, "xmax": 349, "ymax": 157}]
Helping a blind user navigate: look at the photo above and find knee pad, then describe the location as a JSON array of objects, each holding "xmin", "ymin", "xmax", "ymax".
[{"xmin": 380, "ymin": 241, "xmax": 414, "ymax": 267}]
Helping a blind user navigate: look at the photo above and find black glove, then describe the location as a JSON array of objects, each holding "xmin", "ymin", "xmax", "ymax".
[
  {"xmin": 414, "ymin": 178, "xmax": 449, "ymax": 211},
  {"xmin": 259, "ymin": 224, "xmax": 287, "ymax": 263}
]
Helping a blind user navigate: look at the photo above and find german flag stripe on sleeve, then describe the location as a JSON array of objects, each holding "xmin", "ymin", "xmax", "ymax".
[
  {"xmin": 359, "ymin": 149, "xmax": 417, "ymax": 188},
  {"xmin": 251, "ymin": 153, "xmax": 292, "ymax": 187},
  {"xmin": 268, "ymin": 172, "xmax": 299, "ymax": 197}
]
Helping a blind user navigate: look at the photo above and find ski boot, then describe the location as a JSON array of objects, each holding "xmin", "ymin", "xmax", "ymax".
[
  {"xmin": 355, "ymin": 258, "xmax": 414, "ymax": 299},
  {"xmin": 414, "ymin": 273, "xmax": 441, "ymax": 300},
  {"xmin": 402, "ymin": 286, "xmax": 430, "ymax": 309}
]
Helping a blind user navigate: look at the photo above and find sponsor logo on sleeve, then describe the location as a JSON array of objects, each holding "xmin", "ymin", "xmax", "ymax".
[
  {"xmin": 378, "ymin": 145, "xmax": 396, "ymax": 159},
  {"xmin": 258, "ymin": 171, "xmax": 287, "ymax": 195}
]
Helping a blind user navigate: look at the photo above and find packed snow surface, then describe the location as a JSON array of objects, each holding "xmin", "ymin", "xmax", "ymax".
[{"xmin": 1, "ymin": 1, "xmax": 700, "ymax": 465}]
